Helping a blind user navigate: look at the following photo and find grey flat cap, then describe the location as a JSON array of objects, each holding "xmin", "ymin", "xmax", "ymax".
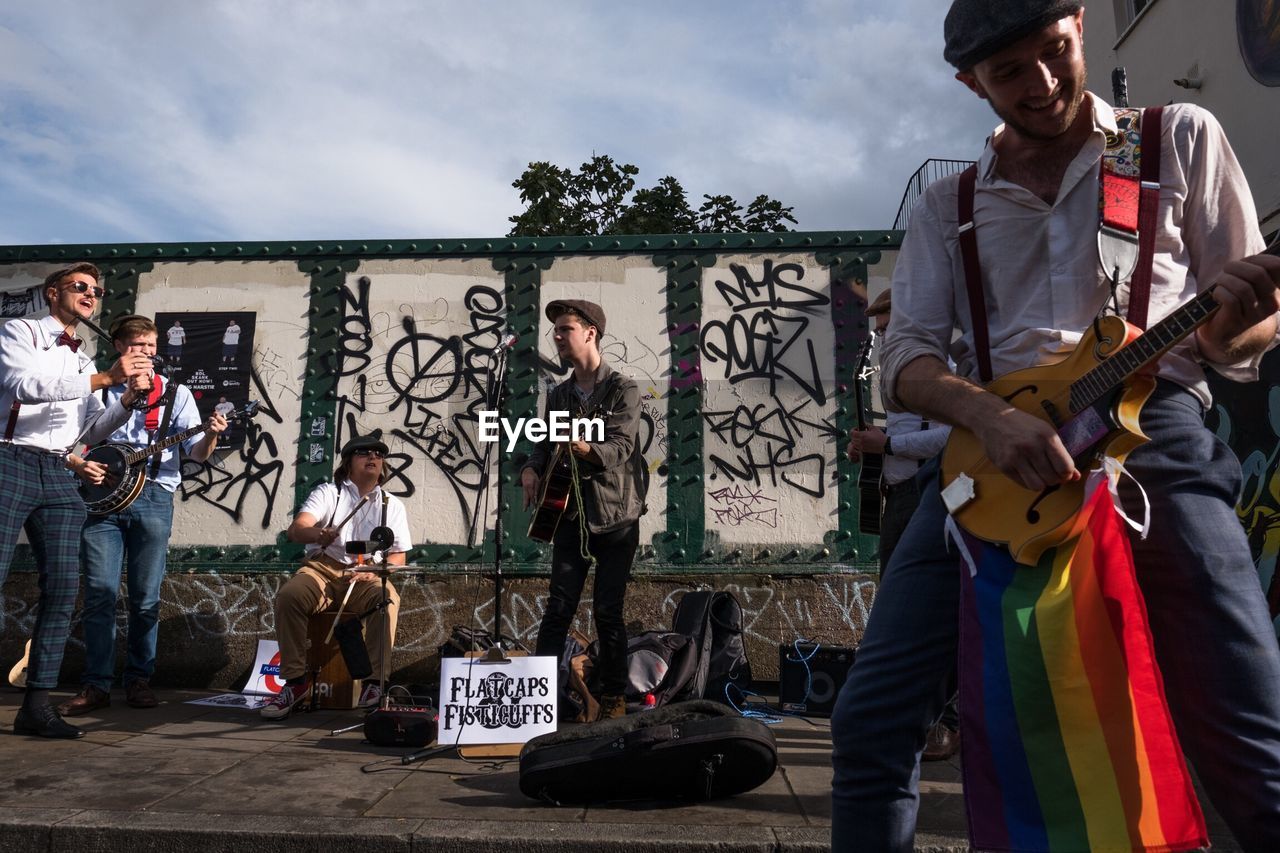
[{"xmin": 944, "ymin": 0, "xmax": 1083, "ymax": 70}]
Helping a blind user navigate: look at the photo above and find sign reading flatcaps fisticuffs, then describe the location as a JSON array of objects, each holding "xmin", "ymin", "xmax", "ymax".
[{"xmin": 438, "ymin": 655, "xmax": 558, "ymax": 746}]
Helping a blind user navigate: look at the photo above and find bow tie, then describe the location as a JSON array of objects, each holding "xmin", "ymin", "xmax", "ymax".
[{"xmin": 56, "ymin": 332, "xmax": 82, "ymax": 352}]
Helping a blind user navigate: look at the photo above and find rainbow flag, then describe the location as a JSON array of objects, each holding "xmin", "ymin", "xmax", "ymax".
[{"xmin": 957, "ymin": 482, "xmax": 1208, "ymax": 852}]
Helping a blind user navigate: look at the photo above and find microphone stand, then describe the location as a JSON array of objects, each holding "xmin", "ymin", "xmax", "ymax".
[{"xmin": 467, "ymin": 344, "xmax": 514, "ymax": 658}]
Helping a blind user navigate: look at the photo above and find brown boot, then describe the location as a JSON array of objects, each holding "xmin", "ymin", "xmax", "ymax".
[
  {"xmin": 596, "ymin": 694, "xmax": 626, "ymax": 721},
  {"xmin": 58, "ymin": 684, "xmax": 111, "ymax": 717}
]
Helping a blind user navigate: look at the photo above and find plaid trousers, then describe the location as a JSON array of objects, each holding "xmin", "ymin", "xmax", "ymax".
[{"xmin": 0, "ymin": 444, "xmax": 87, "ymax": 690}]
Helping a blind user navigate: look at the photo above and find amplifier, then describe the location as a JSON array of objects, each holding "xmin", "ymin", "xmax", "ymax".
[
  {"xmin": 364, "ymin": 706, "xmax": 437, "ymax": 748},
  {"xmin": 778, "ymin": 643, "xmax": 855, "ymax": 717}
]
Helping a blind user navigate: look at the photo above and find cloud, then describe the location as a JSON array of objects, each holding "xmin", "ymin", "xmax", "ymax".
[{"xmin": 0, "ymin": 0, "xmax": 1000, "ymax": 244}]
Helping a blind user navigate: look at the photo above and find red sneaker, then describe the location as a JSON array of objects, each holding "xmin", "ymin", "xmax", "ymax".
[{"xmin": 259, "ymin": 679, "xmax": 312, "ymax": 720}]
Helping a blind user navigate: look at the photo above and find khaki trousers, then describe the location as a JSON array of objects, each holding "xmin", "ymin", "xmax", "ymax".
[{"xmin": 274, "ymin": 554, "xmax": 400, "ymax": 682}]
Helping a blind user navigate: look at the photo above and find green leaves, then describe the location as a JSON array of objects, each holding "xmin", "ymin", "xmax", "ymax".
[{"xmin": 507, "ymin": 156, "xmax": 796, "ymax": 237}]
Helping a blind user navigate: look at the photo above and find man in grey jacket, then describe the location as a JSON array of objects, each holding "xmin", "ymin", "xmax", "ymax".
[{"xmin": 521, "ymin": 299, "xmax": 643, "ymax": 720}]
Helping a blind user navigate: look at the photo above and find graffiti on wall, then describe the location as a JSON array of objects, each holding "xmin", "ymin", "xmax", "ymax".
[
  {"xmin": 1209, "ymin": 364, "xmax": 1280, "ymax": 627},
  {"xmin": 1238, "ymin": 0, "xmax": 1280, "ymax": 86},
  {"xmin": 699, "ymin": 260, "xmax": 840, "ymax": 542},
  {"xmin": 335, "ymin": 272, "xmax": 506, "ymax": 545}
]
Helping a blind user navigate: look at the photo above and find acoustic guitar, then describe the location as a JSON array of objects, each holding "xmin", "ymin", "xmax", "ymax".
[
  {"xmin": 853, "ymin": 335, "xmax": 884, "ymax": 535},
  {"xmin": 527, "ymin": 442, "xmax": 574, "ymax": 543},
  {"xmin": 79, "ymin": 401, "xmax": 260, "ymax": 516},
  {"xmin": 940, "ymin": 269, "xmax": 1273, "ymax": 565},
  {"xmin": 8, "ymin": 639, "xmax": 30, "ymax": 689},
  {"xmin": 525, "ymin": 381, "xmax": 626, "ymax": 544}
]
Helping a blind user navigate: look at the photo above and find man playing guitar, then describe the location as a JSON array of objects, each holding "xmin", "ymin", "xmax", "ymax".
[
  {"xmin": 830, "ymin": 3, "xmax": 1280, "ymax": 850},
  {"xmin": 61, "ymin": 315, "xmax": 227, "ymax": 717},
  {"xmin": 520, "ymin": 299, "xmax": 643, "ymax": 722}
]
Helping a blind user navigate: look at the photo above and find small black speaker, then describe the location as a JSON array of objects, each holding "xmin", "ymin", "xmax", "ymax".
[
  {"xmin": 364, "ymin": 706, "xmax": 437, "ymax": 747},
  {"xmin": 778, "ymin": 643, "xmax": 855, "ymax": 717}
]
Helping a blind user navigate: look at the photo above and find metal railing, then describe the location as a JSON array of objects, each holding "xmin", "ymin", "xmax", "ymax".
[{"xmin": 891, "ymin": 159, "xmax": 975, "ymax": 230}]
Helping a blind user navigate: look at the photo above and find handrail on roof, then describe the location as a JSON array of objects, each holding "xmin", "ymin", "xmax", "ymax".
[{"xmin": 892, "ymin": 159, "xmax": 975, "ymax": 230}]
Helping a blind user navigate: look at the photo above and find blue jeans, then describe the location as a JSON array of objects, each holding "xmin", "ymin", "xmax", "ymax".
[
  {"xmin": 79, "ymin": 482, "xmax": 174, "ymax": 691},
  {"xmin": 830, "ymin": 382, "xmax": 1280, "ymax": 852}
]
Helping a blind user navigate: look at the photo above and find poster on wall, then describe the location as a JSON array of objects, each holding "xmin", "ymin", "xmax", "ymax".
[{"xmin": 154, "ymin": 311, "xmax": 256, "ymax": 449}]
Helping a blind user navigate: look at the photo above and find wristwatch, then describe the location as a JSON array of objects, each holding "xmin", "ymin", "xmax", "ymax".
[{"xmin": 883, "ymin": 435, "xmax": 894, "ymax": 456}]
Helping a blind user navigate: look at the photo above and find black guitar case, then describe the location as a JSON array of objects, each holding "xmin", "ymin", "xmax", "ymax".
[{"xmin": 518, "ymin": 700, "xmax": 777, "ymax": 804}]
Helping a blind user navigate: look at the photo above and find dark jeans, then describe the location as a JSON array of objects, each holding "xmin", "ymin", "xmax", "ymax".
[
  {"xmin": 831, "ymin": 382, "xmax": 1280, "ymax": 852},
  {"xmin": 535, "ymin": 519, "xmax": 639, "ymax": 697},
  {"xmin": 881, "ymin": 476, "xmax": 959, "ymax": 732}
]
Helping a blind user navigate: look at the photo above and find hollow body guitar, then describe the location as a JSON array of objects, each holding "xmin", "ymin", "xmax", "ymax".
[
  {"xmin": 941, "ymin": 285, "xmax": 1230, "ymax": 566},
  {"xmin": 79, "ymin": 401, "xmax": 260, "ymax": 516}
]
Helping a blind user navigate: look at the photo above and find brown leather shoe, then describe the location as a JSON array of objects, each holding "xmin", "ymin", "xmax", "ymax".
[
  {"xmin": 922, "ymin": 724, "xmax": 960, "ymax": 761},
  {"xmin": 596, "ymin": 694, "xmax": 626, "ymax": 721},
  {"xmin": 126, "ymin": 680, "xmax": 158, "ymax": 709},
  {"xmin": 57, "ymin": 684, "xmax": 111, "ymax": 717}
]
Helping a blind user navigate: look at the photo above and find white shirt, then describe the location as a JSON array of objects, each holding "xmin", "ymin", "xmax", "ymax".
[
  {"xmin": 223, "ymin": 324, "xmax": 240, "ymax": 345},
  {"xmin": 881, "ymin": 95, "xmax": 1270, "ymax": 411},
  {"xmin": 298, "ymin": 480, "xmax": 412, "ymax": 566},
  {"xmin": 0, "ymin": 315, "xmax": 130, "ymax": 453},
  {"xmin": 883, "ymin": 412, "xmax": 951, "ymax": 486},
  {"xmin": 166, "ymin": 326, "xmax": 185, "ymax": 346}
]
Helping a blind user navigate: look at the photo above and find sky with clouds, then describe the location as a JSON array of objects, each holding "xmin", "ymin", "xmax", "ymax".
[{"xmin": 0, "ymin": 0, "xmax": 999, "ymax": 246}]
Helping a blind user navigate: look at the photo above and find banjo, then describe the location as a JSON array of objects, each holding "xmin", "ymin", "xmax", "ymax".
[{"xmin": 79, "ymin": 400, "xmax": 260, "ymax": 516}]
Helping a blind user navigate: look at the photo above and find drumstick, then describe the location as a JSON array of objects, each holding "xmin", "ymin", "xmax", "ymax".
[
  {"xmin": 324, "ymin": 581, "xmax": 358, "ymax": 645},
  {"xmin": 330, "ymin": 494, "xmax": 372, "ymax": 533}
]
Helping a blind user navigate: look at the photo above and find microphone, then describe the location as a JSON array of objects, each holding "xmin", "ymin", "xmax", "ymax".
[{"xmin": 489, "ymin": 330, "xmax": 518, "ymax": 355}]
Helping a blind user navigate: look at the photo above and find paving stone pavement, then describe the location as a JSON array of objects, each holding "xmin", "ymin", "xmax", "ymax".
[{"xmin": 0, "ymin": 688, "xmax": 1237, "ymax": 852}]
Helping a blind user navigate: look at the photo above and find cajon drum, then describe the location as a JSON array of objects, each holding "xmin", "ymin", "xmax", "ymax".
[{"xmin": 307, "ymin": 609, "xmax": 362, "ymax": 710}]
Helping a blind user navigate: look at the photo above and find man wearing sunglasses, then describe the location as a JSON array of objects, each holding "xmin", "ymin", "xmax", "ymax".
[
  {"xmin": 260, "ymin": 433, "xmax": 411, "ymax": 720},
  {"xmin": 0, "ymin": 263, "xmax": 153, "ymax": 738}
]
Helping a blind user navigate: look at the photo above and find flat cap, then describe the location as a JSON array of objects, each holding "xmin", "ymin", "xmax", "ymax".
[
  {"xmin": 545, "ymin": 299, "xmax": 606, "ymax": 337},
  {"xmin": 340, "ymin": 431, "xmax": 389, "ymax": 457},
  {"xmin": 944, "ymin": 0, "xmax": 1082, "ymax": 70}
]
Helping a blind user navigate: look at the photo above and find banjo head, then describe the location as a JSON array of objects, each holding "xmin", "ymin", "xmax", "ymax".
[{"xmin": 80, "ymin": 444, "xmax": 142, "ymax": 515}]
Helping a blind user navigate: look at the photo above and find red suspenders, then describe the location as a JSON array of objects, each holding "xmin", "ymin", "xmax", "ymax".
[{"xmin": 956, "ymin": 107, "xmax": 1163, "ymax": 381}]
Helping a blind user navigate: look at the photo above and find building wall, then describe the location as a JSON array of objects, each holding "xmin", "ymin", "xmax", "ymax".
[
  {"xmin": 0, "ymin": 234, "xmax": 897, "ymax": 684},
  {"xmin": 1085, "ymin": 0, "xmax": 1280, "ymax": 233}
]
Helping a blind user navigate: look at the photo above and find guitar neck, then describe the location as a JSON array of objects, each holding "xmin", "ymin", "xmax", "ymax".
[
  {"xmin": 1069, "ymin": 288, "xmax": 1219, "ymax": 413},
  {"xmin": 1072, "ymin": 241, "xmax": 1280, "ymax": 411},
  {"xmin": 125, "ymin": 422, "xmax": 210, "ymax": 466}
]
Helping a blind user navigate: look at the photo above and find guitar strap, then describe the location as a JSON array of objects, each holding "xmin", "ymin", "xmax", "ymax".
[
  {"xmin": 147, "ymin": 379, "xmax": 178, "ymax": 481},
  {"xmin": 956, "ymin": 106, "xmax": 1162, "ymax": 381}
]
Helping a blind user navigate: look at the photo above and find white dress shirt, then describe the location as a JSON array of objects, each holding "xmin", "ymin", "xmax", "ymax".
[
  {"xmin": 882, "ymin": 412, "xmax": 951, "ymax": 486},
  {"xmin": 298, "ymin": 480, "xmax": 413, "ymax": 565},
  {"xmin": 0, "ymin": 315, "xmax": 130, "ymax": 453},
  {"xmin": 881, "ymin": 95, "xmax": 1270, "ymax": 411}
]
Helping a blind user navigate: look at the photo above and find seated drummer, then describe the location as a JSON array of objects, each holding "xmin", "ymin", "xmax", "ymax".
[{"xmin": 260, "ymin": 433, "xmax": 411, "ymax": 720}]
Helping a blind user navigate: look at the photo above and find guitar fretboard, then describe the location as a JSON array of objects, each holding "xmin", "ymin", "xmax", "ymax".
[{"xmin": 1068, "ymin": 289, "xmax": 1219, "ymax": 413}]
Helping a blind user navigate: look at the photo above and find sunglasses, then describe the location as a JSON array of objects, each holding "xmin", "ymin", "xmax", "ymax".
[
  {"xmin": 64, "ymin": 280, "xmax": 106, "ymax": 298},
  {"xmin": 352, "ymin": 448, "xmax": 386, "ymax": 458}
]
